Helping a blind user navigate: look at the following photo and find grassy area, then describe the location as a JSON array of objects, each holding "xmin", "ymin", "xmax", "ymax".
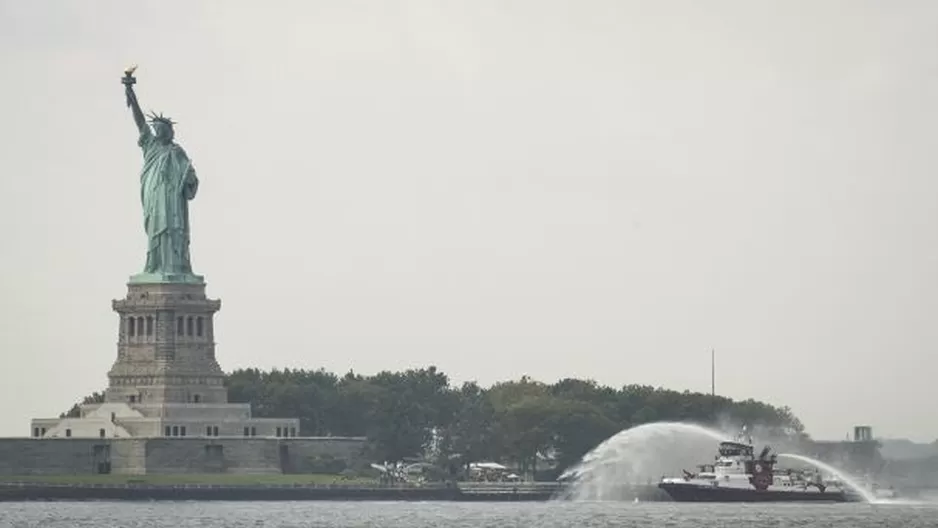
[{"xmin": 0, "ymin": 473, "xmax": 379, "ymax": 486}]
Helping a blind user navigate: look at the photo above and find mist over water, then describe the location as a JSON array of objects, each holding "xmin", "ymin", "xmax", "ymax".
[
  {"xmin": 777, "ymin": 453, "xmax": 877, "ymax": 503},
  {"xmin": 558, "ymin": 421, "xmax": 895, "ymax": 503},
  {"xmin": 558, "ymin": 422, "xmax": 729, "ymax": 501}
]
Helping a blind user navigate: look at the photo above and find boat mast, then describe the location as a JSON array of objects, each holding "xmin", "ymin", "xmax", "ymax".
[
  {"xmin": 710, "ymin": 349, "xmax": 716, "ymax": 420},
  {"xmin": 711, "ymin": 348, "xmax": 715, "ymax": 399}
]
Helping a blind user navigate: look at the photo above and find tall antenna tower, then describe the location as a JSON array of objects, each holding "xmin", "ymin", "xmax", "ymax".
[{"xmin": 711, "ymin": 348, "xmax": 715, "ymax": 398}]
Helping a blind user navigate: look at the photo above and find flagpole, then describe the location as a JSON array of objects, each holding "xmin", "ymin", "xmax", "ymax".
[
  {"xmin": 710, "ymin": 349, "xmax": 716, "ymax": 422},
  {"xmin": 711, "ymin": 348, "xmax": 715, "ymax": 399}
]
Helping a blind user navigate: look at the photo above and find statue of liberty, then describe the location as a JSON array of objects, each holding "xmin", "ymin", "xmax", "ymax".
[{"xmin": 122, "ymin": 66, "xmax": 202, "ymax": 283}]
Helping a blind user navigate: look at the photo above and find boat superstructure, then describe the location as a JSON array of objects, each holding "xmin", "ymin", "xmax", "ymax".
[{"xmin": 658, "ymin": 430, "xmax": 852, "ymax": 502}]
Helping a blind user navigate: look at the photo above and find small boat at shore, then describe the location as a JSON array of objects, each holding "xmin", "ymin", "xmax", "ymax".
[{"xmin": 658, "ymin": 431, "xmax": 854, "ymax": 502}]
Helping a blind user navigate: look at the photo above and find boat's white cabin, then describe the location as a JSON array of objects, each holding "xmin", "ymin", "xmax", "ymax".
[{"xmin": 660, "ymin": 438, "xmax": 842, "ymax": 493}]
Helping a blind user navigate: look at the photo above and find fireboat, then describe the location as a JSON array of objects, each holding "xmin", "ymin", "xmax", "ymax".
[{"xmin": 658, "ymin": 429, "xmax": 855, "ymax": 502}]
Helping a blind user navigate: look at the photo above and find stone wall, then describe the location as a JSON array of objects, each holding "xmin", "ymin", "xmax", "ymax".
[
  {"xmin": 143, "ymin": 438, "xmax": 282, "ymax": 474},
  {"xmin": 112, "ymin": 438, "xmax": 147, "ymax": 474},
  {"xmin": 115, "ymin": 418, "xmax": 163, "ymax": 438},
  {"xmin": 281, "ymin": 437, "xmax": 368, "ymax": 474},
  {"xmin": 147, "ymin": 403, "xmax": 252, "ymax": 420},
  {"xmin": 0, "ymin": 439, "xmax": 105, "ymax": 475},
  {"xmin": 33, "ymin": 416, "xmax": 132, "ymax": 439},
  {"xmin": 0, "ymin": 437, "xmax": 366, "ymax": 476}
]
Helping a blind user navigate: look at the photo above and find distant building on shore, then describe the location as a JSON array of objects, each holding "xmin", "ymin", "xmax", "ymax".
[{"xmin": 801, "ymin": 426, "xmax": 883, "ymax": 476}]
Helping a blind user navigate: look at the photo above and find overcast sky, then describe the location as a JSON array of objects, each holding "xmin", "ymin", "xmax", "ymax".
[{"xmin": 2, "ymin": 0, "xmax": 937, "ymax": 442}]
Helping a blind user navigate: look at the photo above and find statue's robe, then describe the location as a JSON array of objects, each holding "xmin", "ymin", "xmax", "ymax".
[{"xmin": 138, "ymin": 127, "xmax": 199, "ymax": 275}]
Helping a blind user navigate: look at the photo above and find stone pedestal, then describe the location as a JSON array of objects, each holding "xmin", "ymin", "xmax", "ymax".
[
  {"xmin": 107, "ymin": 281, "xmax": 226, "ymax": 405},
  {"xmin": 30, "ymin": 277, "xmax": 302, "ymax": 441}
]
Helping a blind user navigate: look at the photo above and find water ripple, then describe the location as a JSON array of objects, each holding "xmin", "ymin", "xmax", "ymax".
[{"xmin": 2, "ymin": 501, "xmax": 938, "ymax": 528}]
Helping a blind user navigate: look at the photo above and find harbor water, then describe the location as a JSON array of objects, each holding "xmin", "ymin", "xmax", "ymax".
[{"xmin": 2, "ymin": 500, "xmax": 937, "ymax": 528}]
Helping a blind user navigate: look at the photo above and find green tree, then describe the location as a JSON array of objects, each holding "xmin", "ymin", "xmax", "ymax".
[
  {"xmin": 437, "ymin": 381, "xmax": 497, "ymax": 473},
  {"xmin": 354, "ymin": 367, "xmax": 452, "ymax": 462},
  {"xmin": 496, "ymin": 394, "xmax": 558, "ymax": 476},
  {"xmin": 60, "ymin": 391, "xmax": 105, "ymax": 418},
  {"xmin": 547, "ymin": 380, "xmax": 620, "ymax": 469}
]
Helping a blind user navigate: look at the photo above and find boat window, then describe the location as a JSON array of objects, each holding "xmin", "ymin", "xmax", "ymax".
[{"xmin": 718, "ymin": 442, "xmax": 753, "ymax": 457}]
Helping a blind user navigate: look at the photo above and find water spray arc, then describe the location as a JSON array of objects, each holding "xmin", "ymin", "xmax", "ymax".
[
  {"xmin": 558, "ymin": 422, "xmax": 729, "ymax": 501},
  {"xmin": 557, "ymin": 421, "xmax": 880, "ymax": 503},
  {"xmin": 777, "ymin": 453, "xmax": 876, "ymax": 503}
]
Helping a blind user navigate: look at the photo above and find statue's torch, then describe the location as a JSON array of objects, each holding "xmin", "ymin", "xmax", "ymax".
[
  {"xmin": 123, "ymin": 65, "xmax": 137, "ymax": 108},
  {"xmin": 122, "ymin": 64, "xmax": 137, "ymax": 86}
]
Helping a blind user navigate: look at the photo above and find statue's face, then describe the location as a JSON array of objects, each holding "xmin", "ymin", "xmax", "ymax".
[{"xmin": 152, "ymin": 122, "xmax": 174, "ymax": 142}]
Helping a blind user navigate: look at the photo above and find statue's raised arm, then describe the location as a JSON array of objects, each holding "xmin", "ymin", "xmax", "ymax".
[
  {"xmin": 122, "ymin": 65, "xmax": 148, "ymax": 136},
  {"xmin": 120, "ymin": 65, "xmax": 202, "ymax": 284}
]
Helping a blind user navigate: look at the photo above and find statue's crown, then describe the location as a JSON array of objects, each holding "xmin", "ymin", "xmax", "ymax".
[{"xmin": 147, "ymin": 111, "xmax": 176, "ymax": 126}]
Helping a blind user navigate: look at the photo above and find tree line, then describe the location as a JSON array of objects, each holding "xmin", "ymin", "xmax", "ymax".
[
  {"xmin": 63, "ymin": 366, "xmax": 805, "ymax": 475},
  {"xmin": 224, "ymin": 367, "xmax": 805, "ymax": 474}
]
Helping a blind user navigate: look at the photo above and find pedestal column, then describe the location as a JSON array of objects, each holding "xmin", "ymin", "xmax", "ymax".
[{"xmin": 107, "ymin": 281, "xmax": 227, "ymax": 405}]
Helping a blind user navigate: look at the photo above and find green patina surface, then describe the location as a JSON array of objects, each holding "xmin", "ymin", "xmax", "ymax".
[
  {"xmin": 129, "ymin": 272, "xmax": 204, "ymax": 285},
  {"xmin": 123, "ymin": 67, "xmax": 203, "ymax": 285}
]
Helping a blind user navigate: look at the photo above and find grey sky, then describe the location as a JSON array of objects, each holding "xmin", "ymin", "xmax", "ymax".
[{"xmin": 1, "ymin": 0, "xmax": 937, "ymax": 442}]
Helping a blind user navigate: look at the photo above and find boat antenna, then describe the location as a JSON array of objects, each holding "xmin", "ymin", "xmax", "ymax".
[
  {"xmin": 709, "ymin": 348, "xmax": 716, "ymax": 423},
  {"xmin": 710, "ymin": 348, "xmax": 717, "ymax": 401}
]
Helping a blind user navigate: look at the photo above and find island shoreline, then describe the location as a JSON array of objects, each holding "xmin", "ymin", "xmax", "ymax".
[{"xmin": 0, "ymin": 481, "xmax": 582, "ymax": 502}]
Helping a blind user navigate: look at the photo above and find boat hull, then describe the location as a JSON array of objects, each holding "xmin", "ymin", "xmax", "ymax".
[{"xmin": 658, "ymin": 482, "xmax": 850, "ymax": 503}]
